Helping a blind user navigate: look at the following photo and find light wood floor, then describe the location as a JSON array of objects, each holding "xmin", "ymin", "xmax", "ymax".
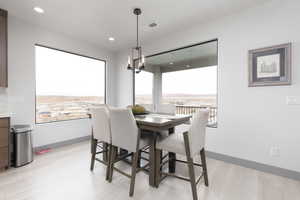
[{"xmin": 0, "ymin": 141, "xmax": 299, "ymax": 200}]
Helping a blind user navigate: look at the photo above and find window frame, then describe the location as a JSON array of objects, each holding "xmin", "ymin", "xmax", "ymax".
[
  {"xmin": 133, "ymin": 39, "xmax": 219, "ymax": 128},
  {"xmin": 34, "ymin": 44, "xmax": 107, "ymax": 124}
]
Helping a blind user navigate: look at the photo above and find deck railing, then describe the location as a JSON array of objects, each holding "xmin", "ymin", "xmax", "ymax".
[{"xmin": 176, "ymin": 105, "xmax": 217, "ymax": 126}]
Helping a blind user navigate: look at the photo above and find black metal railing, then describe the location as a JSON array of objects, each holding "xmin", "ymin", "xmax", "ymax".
[{"xmin": 176, "ymin": 105, "xmax": 217, "ymax": 127}]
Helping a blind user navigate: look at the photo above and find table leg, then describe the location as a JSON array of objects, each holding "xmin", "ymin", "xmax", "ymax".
[
  {"xmin": 168, "ymin": 153, "xmax": 176, "ymax": 173},
  {"xmin": 168, "ymin": 128, "xmax": 176, "ymax": 173},
  {"xmin": 149, "ymin": 134, "xmax": 157, "ymax": 187},
  {"xmin": 155, "ymin": 149, "xmax": 162, "ymax": 187}
]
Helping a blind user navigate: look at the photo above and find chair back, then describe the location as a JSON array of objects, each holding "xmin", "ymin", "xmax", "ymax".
[
  {"xmin": 188, "ymin": 110, "xmax": 209, "ymax": 156},
  {"xmin": 139, "ymin": 104, "xmax": 154, "ymax": 112},
  {"xmin": 109, "ymin": 108, "xmax": 139, "ymax": 152},
  {"xmin": 157, "ymin": 104, "xmax": 176, "ymax": 114},
  {"xmin": 91, "ymin": 106, "xmax": 111, "ymax": 143}
]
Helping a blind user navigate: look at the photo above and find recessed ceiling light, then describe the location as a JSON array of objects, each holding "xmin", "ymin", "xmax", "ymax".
[
  {"xmin": 108, "ymin": 37, "xmax": 115, "ymax": 41},
  {"xmin": 186, "ymin": 65, "xmax": 191, "ymax": 68},
  {"xmin": 34, "ymin": 7, "xmax": 44, "ymax": 14},
  {"xmin": 169, "ymin": 62, "xmax": 174, "ymax": 65}
]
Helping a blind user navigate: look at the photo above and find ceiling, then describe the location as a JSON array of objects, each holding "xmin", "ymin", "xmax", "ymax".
[
  {"xmin": 144, "ymin": 40, "xmax": 218, "ymax": 73},
  {"xmin": 0, "ymin": 0, "xmax": 270, "ymax": 52},
  {"xmin": 147, "ymin": 41, "xmax": 217, "ymax": 66}
]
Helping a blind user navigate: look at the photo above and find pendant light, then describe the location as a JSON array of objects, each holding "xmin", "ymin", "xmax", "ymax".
[{"xmin": 127, "ymin": 8, "xmax": 145, "ymax": 73}]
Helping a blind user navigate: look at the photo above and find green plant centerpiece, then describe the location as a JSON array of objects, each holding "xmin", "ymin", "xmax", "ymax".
[{"xmin": 128, "ymin": 104, "xmax": 148, "ymax": 115}]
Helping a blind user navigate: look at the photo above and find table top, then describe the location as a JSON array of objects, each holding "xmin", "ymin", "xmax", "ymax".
[
  {"xmin": 0, "ymin": 113, "xmax": 11, "ymax": 118},
  {"xmin": 88, "ymin": 111, "xmax": 192, "ymax": 131},
  {"xmin": 135, "ymin": 113, "xmax": 191, "ymax": 130}
]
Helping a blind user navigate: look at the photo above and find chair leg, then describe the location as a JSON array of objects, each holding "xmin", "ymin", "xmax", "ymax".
[
  {"xmin": 90, "ymin": 134, "xmax": 94, "ymax": 153},
  {"xmin": 90, "ymin": 139, "xmax": 97, "ymax": 171},
  {"xmin": 105, "ymin": 144, "xmax": 112, "ymax": 181},
  {"xmin": 137, "ymin": 150, "xmax": 142, "ymax": 168},
  {"xmin": 200, "ymin": 148, "xmax": 209, "ymax": 186},
  {"xmin": 129, "ymin": 152, "xmax": 139, "ymax": 197},
  {"xmin": 187, "ymin": 156, "xmax": 198, "ymax": 200},
  {"xmin": 103, "ymin": 143, "xmax": 108, "ymax": 162},
  {"xmin": 108, "ymin": 146, "xmax": 117, "ymax": 182},
  {"xmin": 183, "ymin": 132, "xmax": 198, "ymax": 200}
]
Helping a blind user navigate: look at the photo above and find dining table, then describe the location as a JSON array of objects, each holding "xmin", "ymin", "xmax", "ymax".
[{"xmin": 134, "ymin": 113, "xmax": 192, "ymax": 187}]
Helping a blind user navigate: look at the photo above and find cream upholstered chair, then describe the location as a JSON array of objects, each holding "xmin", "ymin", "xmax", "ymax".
[
  {"xmin": 156, "ymin": 110, "xmax": 209, "ymax": 200},
  {"xmin": 157, "ymin": 104, "xmax": 191, "ymax": 136},
  {"xmin": 90, "ymin": 106, "xmax": 111, "ymax": 180},
  {"xmin": 156, "ymin": 104, "xmax": 176, "ymax": 136},
  {"xmin": 157, "ymin": 104, "xmax": 176, "ymax": 114},
  {"xmin": 108, "ymin": 108, "xmax": 149, "ymax": 197},
  {"xmin": 139, "ymin": 104, "xmax": 154, "ymax": 112},
  {"xmin": 157, "ymin": 103, "xmax": 191, "ymax": 136},
  {"xmin": 155, "ymin": 104, "xmax": 177, "ymax": 170}
]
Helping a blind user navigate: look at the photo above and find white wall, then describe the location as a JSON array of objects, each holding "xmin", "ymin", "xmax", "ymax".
[
  {"xmin": 115, "ymin": 0, "xmax": 300, "ymax": 172},
  {"xmin": 116, "ymin": 53, "xmax": 134, "ymax": 106},
  {"xmin": 0, "ymin": 16, "xmax": 117, "ymax": 147}
]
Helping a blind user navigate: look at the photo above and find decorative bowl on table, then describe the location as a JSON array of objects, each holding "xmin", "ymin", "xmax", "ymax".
[{"xmin": 128, "ymin": 105, "xmax": 150, "ymax": 115}]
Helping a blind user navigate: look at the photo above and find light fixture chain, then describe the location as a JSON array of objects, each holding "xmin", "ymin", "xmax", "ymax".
[{"xmin": 136, "ymin": 13, "xmax": 139, "ymax": 48}]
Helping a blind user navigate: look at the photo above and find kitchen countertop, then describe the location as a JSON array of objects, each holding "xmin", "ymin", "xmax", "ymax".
[{"xmin": 0, "ymin": 113, "xmax": 10, "ymax": 118}]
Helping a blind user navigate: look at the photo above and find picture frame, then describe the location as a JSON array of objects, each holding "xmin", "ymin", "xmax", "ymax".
[{"xmin": 248, "ymin": 43, "xmax": 291, "ymax": 87}]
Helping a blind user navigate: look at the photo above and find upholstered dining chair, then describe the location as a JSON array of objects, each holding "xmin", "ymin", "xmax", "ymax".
[
  {"xmin": 156, "ymin": 110, "xmax": 210, "ymax": 200},
  {"xmin": 157, "ymin": 104, "xmax": 176, "ymax": 114},
  {"xmin": 90, "ymin": 106, "xmax": 111, "ymax": 180},
  {"xmin": 139, "ymin": 104, "xmax": 154, "ymax": 112},
  {"xmin": 108, "ymin": 108, "xmax": 150, "ymax": 197},
  {"xmin": 157, "ymin": 103, "xmax": 191, "ymax": 136}
]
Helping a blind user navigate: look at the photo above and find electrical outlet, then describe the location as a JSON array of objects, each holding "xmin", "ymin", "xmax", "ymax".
[
  {"xmin": 286, "ymin": 96, "xmax": 300, "ymax": 105},
  {"xmin": 270, "ymin": 147, "xmax": 280, "ymax": 157}
]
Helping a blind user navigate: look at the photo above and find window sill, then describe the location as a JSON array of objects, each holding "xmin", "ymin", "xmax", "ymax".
[{"xmin": 35, "ymin": 117, "xmax": 90, "ymax": 125}]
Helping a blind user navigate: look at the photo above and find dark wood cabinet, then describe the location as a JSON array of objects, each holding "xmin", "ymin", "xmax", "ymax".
[
  {"xmin": 0, "ymin": 117, "xmax": 9, "ymax": 170},
  {"xmin": 0, "ymin": 9, "xmax": 8, "ymax": 88},
  {"xmin": 0, "ymin": 147, "xmax": 8, "ymax": 168}
]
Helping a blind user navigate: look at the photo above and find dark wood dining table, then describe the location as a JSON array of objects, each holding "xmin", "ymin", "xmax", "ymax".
[{"xmin": 134, "ymin": 113, "xmax": 192, "ymax": 187}]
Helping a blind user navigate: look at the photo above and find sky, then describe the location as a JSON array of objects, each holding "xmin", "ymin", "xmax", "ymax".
[
  {"xmin": 135, "ymin": 71, "xmax": 153, "ymax": 95},
  {"xmin": 135, "ymin": 66, "xmax": 217, "ymax": 95},
  {"xmin": 35, "ymin": 46, "xmax": 105, "ymax": 97}
]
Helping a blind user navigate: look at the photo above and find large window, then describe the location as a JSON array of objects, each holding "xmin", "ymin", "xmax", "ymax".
[
  {"xmin": 134, "ymin": 40, "xmax": 218, "ymax": 126},
  {"xmin": 162, "ymin": 66, "xmax": 218, "ymax": 126},
  {"xmin": 162, "ymin": 66, "xmax": 217, "ymax": 107},
  {"xmin": 134, "ymin": 70, "xmax": 153, "ymax": 104},
  {"xmin": 35, "ymin": 45, "xmax": 106, "ymax": 123}
]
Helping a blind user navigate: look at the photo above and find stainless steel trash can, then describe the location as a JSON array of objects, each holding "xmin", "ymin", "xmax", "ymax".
[{"xmin": 11, "ymin": 125, "xmax": 33, "ymax": 167}]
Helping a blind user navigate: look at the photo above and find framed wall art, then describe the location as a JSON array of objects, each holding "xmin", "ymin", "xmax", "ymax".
[{"xmin": 248, "ymin": 43, "xmax": 291, "ymax": 87}]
